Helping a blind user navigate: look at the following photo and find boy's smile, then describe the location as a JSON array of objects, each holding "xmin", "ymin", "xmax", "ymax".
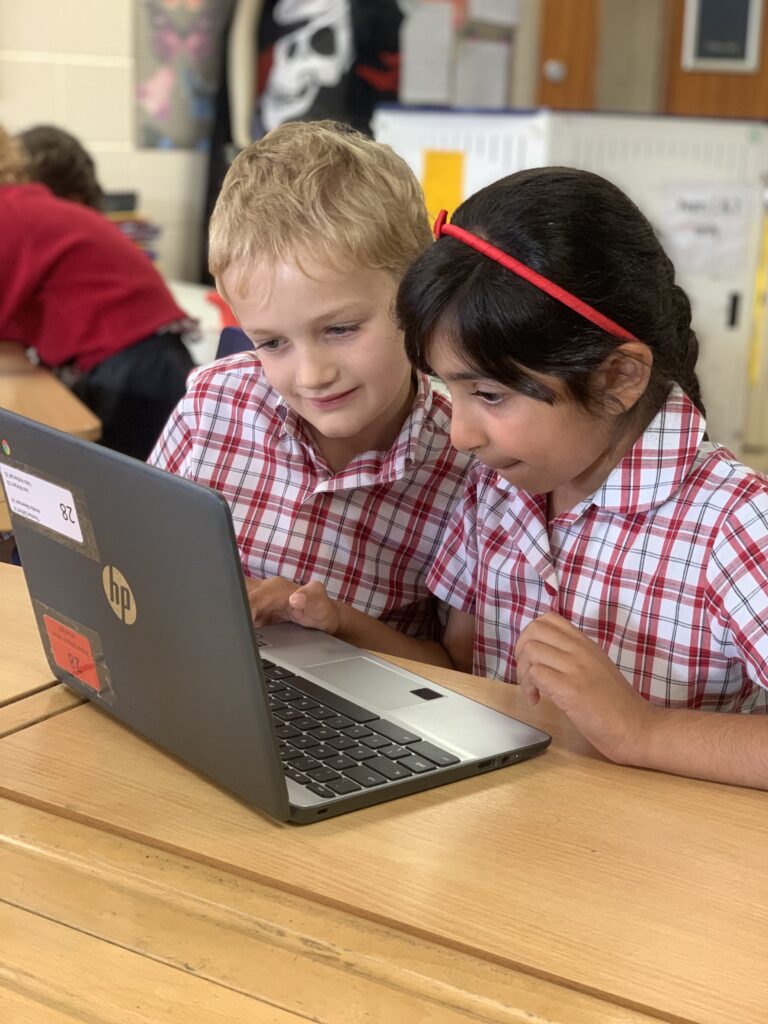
[{"xmin": 220, "ymin": 259, "xmax": 415, "ymax": 472}]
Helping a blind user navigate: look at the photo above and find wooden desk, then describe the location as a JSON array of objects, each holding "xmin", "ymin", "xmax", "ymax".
[
  {"xmin": 0, "ymin": 574, "xmax": 765, "ymax": 1024},
  {"xmin": 0, "ymin": 563, "xmax": 55, "ymax": 705},
  {"xmin": 0, "ymin": 343, "xmax": 101, "ymax": 531}
]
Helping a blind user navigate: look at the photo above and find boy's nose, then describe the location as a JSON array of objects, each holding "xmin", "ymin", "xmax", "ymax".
[{"xmin": 295, "ymin": 354, "xmax": 338, "ymax": 391}]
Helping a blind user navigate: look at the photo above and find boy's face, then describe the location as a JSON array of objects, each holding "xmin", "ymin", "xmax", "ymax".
[{"xmin": 220, "ymin": 259, "xmax": 414, "ymax": 468}]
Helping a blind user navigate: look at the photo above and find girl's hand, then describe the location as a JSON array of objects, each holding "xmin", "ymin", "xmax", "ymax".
[
  {"xmin": 246, "ymin": 577, "xmax": 341, "ymax": 635},
  {"xmin": 515, "ymin": 612, "xmax": 657, "ymax": 766}
]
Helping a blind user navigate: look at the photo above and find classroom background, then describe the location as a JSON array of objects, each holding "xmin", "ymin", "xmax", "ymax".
[{"xmin": 1, "ymin": 0, "xmax": 767, "ymax": 469}]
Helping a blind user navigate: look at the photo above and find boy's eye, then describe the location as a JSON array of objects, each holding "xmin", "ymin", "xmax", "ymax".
[
  {"xmin": 254, "ymin": 338, "xmax": 283, "ymax": 352},
  {"xmin": 326, "ymin": 323, "xmax": 360, "ymax": 337}
]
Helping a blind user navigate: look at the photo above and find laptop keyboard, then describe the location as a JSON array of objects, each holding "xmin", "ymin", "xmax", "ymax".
[{"xmin": 261, "ymin": 660, "xmax": 460, "ymax": 800}]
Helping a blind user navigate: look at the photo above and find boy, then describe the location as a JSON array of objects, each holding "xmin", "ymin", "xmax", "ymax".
[{"xmin": 149, "ymin": 121, "xmax": 473, "ymax": 638}]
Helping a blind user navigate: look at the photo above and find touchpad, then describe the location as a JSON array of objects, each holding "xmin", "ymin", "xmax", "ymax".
[{"xmin": 306, "ymin": 657, "xmax": 438, "ymax": 710}]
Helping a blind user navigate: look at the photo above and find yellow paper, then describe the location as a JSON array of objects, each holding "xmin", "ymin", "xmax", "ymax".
[
  {"xmin": 748, "ymin": 214, "xmax": 768, "ymax": 386},
  {"xmin": 422, "ymin": 150, "xmax": 465, "ymax": 222}
]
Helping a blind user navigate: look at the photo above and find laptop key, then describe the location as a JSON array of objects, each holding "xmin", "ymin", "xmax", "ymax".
[
  {"xmin": 398, "ymin": 755, "xmax": 437, "ymax": 773},
  {"xmin": 378, "ymin": 744, "xmax": 411, "ymax": 760},
  {"xmin": 308, "ymin": 706, "xmax": 336, "ymax": 720},
  {"xmin": 324, "ymin": 754, "xmax": 356, "ymax": 771},
  {"xmin": 342, "ymin": 724, "xmax": 372, "ymax": 740},
  {"xmin": 264, "ymin": 666, "xmax": 295, "ymax": 680},
  {"xmin": 306, "ymin": 783, "xmax": 335, "ymax": 798},
  {"xmin": 344, "ymin": 764, "xmax": 388, "ymax": 787},
  {"xmin": 365, "ymin": 756, "xmax": 413, "ymax": 781},
  {"xmin": 361, "ymin": 734, "xmax": 391, "ymax": 750},
  {"xmin": 288, "ymin": 676, "xmax": 378, "ymax": 723},
  {"xmin": 280, "ymin": 746, "xmax": 303, "ymax": 761},
  {"xmin": 308, "ymin": 767, "xmax": 342, "ymax": 783},
  {"xmin": 291, "ymin": 756, "xmax": 321, "ymax": 772},
  {"xmin": 274, "ymin": 724, "xmax": 301, "ymax": 740},
  {"xmin": 291, "ymin": 734, "xmax": 320, "ymax": 749},
  {"xmin": 274, "ymin": 707, "xmax": 304, "ymax": 722},
  {"xmin": 325, "ymin": 715, "xmax": 353, "ymax": 730},
  {"xmin": 284, "ymin": 768, "xmax": 310, "ymax": 784},
  {"xmin": 308, "ymin": 725, "xmax": 336, "ymax": 741},
  {"xmin": 406, "ymin": 741, "xmax": 460, "ymax": 767},
  {"xmin": 293, "ymin": 697, "xmax": 320, "ymax": 712},
  {"xmin": 328, "ymin": 736, "xmax": 357, "ymax": 751},
  {"xmin": 346, "ymin": 745, "xmax": 377, "ymax": 761},
  {"xmin": 311, "ymin": 744, "xmax": 339, "ymax": 760},
  {"xmin": 326, "ymin": 777, "xmax": 362, "ymax": 794},
  {"xmin": 291, "ymin": 716, "xmax": 318, "ymax": 732},
  {"xmin": 371, "ymin": 719, "xmax": 421, "ymax": 745}
]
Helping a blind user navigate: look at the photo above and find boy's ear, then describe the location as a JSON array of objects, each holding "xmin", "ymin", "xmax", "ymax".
[{"xmin": 596, "ymin": 342, "xmax": 653, "ymax": 413}]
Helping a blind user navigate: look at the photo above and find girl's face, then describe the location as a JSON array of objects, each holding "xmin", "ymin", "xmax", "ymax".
[{"xmin": 428, "ymin": 335, "xmax": 622, "ymax": 505}]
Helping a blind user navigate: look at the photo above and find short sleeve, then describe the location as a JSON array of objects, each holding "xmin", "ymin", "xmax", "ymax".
[
  {"xmin": 707, "ymin": 494, "xmax": 768, "ymax": 697},
  {"xmin": 427, "ymin": 468, "xmax": 480, "ymax": 614}
]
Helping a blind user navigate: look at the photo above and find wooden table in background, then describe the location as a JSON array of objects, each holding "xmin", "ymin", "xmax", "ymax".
[
  {"xmin": 0, "ymin": 562, "xmax": 766, "ymax": 1023},
  {"xmin": 0, "ymin": 564, "xmax": 82, "ymax": 737},
  {"xmin": 0, "ymin": 342, "xmax": 101, "ymax": 532}
]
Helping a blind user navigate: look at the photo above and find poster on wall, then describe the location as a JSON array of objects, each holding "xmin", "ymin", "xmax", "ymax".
[
  {"xmin": 660, "ymin": 182, "xmax": 757, "ymax": 276},
  {"xmin": 682, "ymin": 0, "xmax": 764, "ymax": 73},
  {"xmin": 136, "ymin": 0, "xmax": 235, "ymax": 149}
]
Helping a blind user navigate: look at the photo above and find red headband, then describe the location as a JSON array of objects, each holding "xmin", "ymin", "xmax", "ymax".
[{"xmin": 433, "ymin": 209, "xmax": 638, "ymax": 342}]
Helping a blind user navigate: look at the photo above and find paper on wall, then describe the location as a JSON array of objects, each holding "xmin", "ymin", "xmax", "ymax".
[
  {"xmin": 453, "ymin": 37, "xmax": 510, "ymax": 108},
  {"xmin": 660, "ymin": 182, "xmax": 757, "ymax": 276},
  {"xmin": 400, "ymin": 2, "xmax": 455, "ymax": 105},
  {"xmin": 467, "ymin": 0, "xmax": 521, "ymax": 28}
]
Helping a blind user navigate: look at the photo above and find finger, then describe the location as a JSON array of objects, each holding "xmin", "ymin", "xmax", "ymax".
[
  {"xmin": 517, "ymin": 638, "xmax": 575, "ymax": 677},
  {"xmin": 517, "ymin": 677, "xmax": 541, "ymax": 705}
]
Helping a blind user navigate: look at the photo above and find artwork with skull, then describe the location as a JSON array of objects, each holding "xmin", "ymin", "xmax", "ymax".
[{"xmin": 255, "ymin": 0, "xmax": 405, "ymax": 135}]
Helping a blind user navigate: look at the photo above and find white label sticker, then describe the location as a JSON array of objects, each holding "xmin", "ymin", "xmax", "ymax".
[{"xmin": 0, "ymin": 465, "xmax": 83, "ymax": 543}]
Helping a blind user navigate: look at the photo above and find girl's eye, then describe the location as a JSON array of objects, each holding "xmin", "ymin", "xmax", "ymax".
[{"xmin": 473, "ymin": 390, "xmax": 506, "ymax": 405}]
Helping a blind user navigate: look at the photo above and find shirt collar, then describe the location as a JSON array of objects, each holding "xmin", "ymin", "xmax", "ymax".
[{"xmin": 590, "ymin": 386, "xmax": 705, "ymax": 513}]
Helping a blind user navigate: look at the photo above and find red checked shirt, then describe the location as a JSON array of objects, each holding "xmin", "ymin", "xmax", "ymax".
[
  {"xmin": 150, "ymin": 354, "xmax": 473, "ymax": 638},
  {"xmin": 429, "ymin": 387, "xmax": 768, "ymax": 711}
]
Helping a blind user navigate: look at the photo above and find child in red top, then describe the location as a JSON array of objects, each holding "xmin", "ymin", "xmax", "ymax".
[{"xmin": 0, "ymin": 124, "xmax": 193, "ymax": 459}]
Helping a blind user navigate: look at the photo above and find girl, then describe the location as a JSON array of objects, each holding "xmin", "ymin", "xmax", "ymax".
[{"xmin": 254, "ymin": 167, "xmax": 768, "ymax": 790}]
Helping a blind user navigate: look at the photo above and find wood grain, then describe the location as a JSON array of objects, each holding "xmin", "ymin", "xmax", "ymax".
[
  {"xmin": 0, "ymin": 565, "xmax": 54, "ymax": 706},
  {"xmin": 0, "ymin": 798, "xmax": 663, "ymax": 1024},
  {"xmin": 1, "ymin": 693, "xmax": 765, "ymax": 1024}
]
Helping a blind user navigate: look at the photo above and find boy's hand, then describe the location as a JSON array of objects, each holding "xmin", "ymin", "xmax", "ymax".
[
  {"xmin": 246, "ymin": 577, "xmax": 301, "ymax": 626},
  {"xmin": 246, "ymin": 577, "xmax": 341, "ymax": 635},
  {"xmin": 515, "ymin": 612, "xmax": 657, "ymax": 766},
  {"xmin": 286, "ymin": 580, "xmax": 342, "ymax": 635}
]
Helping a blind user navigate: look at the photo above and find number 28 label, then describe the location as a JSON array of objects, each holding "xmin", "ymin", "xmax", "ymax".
[{"xmin": 0, "ymin": 465, "xmax": 83, "ymax": 543}]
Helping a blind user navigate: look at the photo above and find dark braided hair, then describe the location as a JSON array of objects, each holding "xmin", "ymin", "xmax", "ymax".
[{"xmin": 397, "ymin": 166, "xmax": 704, "ymax": 418}]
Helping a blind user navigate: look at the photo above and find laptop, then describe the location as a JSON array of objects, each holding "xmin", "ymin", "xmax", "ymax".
[{"xmin": 0, "ymin": 410, "xmax": 551, "ymax": 824}]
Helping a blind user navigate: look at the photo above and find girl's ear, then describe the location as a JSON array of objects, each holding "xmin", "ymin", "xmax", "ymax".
[{"xmin": 596, "ymin": 342, "xmax": 653, "ymax": 413}]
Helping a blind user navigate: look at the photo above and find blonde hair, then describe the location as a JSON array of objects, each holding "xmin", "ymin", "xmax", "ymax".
[
  {"xmin": 209, "ymin": 120, "xmax": 432, "ymax": 296},
  {"xmin": 0, "ymin": 125, "xmax": 27, "ymax": 186}
]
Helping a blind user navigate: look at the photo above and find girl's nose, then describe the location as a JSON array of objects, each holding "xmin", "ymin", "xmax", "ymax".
[{"xmin": 450, "ymin": 410, "xmax": 486, "ymax": 454}]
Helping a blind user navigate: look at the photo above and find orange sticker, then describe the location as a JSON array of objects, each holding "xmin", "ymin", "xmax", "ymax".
[{"xmin": 43, "ymin": 613, "xmax": 101, "ymax": 691}]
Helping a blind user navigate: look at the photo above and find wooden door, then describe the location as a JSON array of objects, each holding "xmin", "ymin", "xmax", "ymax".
[
  {"xmin": 664, "ymin": 0, "xmax": 768, "ymax": 117},
  {"xmin": 535, "ymin": 0, "xmax": 600, "ymax": 110}
]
